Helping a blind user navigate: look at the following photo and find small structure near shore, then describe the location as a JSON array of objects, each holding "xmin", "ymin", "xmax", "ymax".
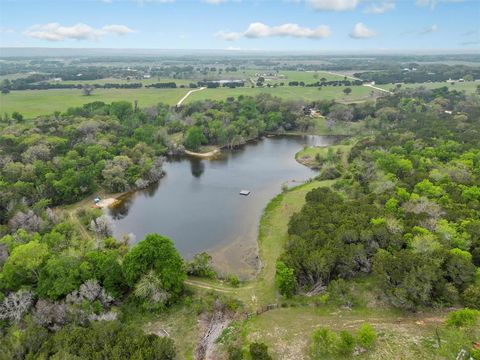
[{"xmin": 239, "ymin": 190, "xmax": 251, "ymax": 196}]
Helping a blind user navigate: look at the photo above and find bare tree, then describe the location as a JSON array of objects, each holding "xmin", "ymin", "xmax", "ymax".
[
  {"xmin": 66, "ymin": 279, "xmax": 114, "ymax": 307},
  {"xmin": 0, "ymin": 290, "xmax": 33, "ymax": 323},
  {"xmin": 33, "ymin": 299, "xmax": 67, "ymax": 330},
  {"xmin": 82, "ymin": 84, "xmax": 94, "ymax": 96},
  {"xmin": 90, "ymin": 215, "xmax": 114, "ymax": 240},
  {"xmin": 134, "ymin": 270, "xmax": 170, "ymax": 306},
  {"xmin": 0, "ymin": 244, "xmax": 8, "ymax": 266},
  {"xmin": 9, "ymin": 210, "xmax": 44, "ymax": 233}
]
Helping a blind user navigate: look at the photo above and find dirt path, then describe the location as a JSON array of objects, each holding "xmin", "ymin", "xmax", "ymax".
[
  {"xmin": 185, "ymin": 279, "xmax": 253, "ymax": 293},
  {"xmin": 176, "ymin": 87, "xmax": 206, "ymax": 106},
  {"xmin": 68, "ymin": 211, "xmax": 92, "ymax": 241},
  {"xmin": 363, "ymin": 83, "xmax": 393, "ymax": 94},
  {"xmin": 323, "ymin": 71, "xmax": 360, "ymax": 81}
]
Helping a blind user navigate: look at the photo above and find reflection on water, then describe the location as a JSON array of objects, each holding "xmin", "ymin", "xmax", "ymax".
[
  {"xmin": 190, "ymin": 158, "xmax": 205, "ymax": 178},
  {"xmin": 109, "ymin": 135, "xmax": 339, "ymax": 259}
]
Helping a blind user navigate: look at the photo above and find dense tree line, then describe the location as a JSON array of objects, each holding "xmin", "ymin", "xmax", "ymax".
[
  {"xmin": 1, "ymin": 79, "xmax": 143, "ymax": 91},
  {"xmin": 354, "ymin": 64, "xmax": 480, "ymax": 84},
  {"xmin": 288, "ymin": 79, "xmax": 363, "ymax": 87},
  {"xmin": 280, "ymin": 88, "xmax": 480, "ymax": 310},
  {"xmin": 179, "ymin": 94, "xmax": 311, "ymax": 151}
]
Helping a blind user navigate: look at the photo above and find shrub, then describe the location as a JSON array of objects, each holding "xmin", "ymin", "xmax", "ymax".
[
  {"xmin": 462, "ymin": 285, "xmax": 480, "ymax": 309},
  {"xmin": 275, "ymin": 261, "xmax": 296, "ymax": 297},
  {"xmin": 336, "ymin": 330, "xmax": 355, "ymax": 357},
  {"xmin": 310, "ymin": 328, "xmax": 337, "ymax": 358},
  {"xmin": 249, "ymin": 342, "xmax": 272, "ymax": 360},
  {"xmin": 228, "ymin": 275, "xmax": 240, "ymax": 287},
  {"xmin": 446, "ymin": 308, "xmax": 480, "ymax": 327},
  {"xmin": 186, "ymin": 252, "xmax": 216, "ymax": 278},
  {"xmin": 356, "ymin": 323, "xmax": 377, "ymax": 349}
]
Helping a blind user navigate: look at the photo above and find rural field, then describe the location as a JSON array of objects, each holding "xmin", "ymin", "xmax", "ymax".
[
  {"xmin": 0, "ymin": 87, "xmax": 189, "ymax": 117},
  {"xmin": 0, "ymin": 83, "xmax": 377, "ymax": 118}
]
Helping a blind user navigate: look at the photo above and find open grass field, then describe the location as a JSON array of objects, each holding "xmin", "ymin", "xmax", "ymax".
[
  {"xmin": 1, "ymin": 84, "xmax": 383, "ymax": 118},
  {"xmin": 0, "ymin": 88, "xmax": 189, "ymax": 117},
  {"xmin": 296, "ymin": 143, "xmax": 353, "ymax": 168},
  {"xmin": 185, "ymin": 85, "xmax": 379, "ymax": 104},
  {"xmin": 243, "ymin": 306, "xmax": 449, "ymax": 359}
]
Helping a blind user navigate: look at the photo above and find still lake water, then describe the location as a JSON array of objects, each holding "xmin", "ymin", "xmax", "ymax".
[{"xmin": 109, "ymin": 135, "xmax": 338, "ymax": 275}]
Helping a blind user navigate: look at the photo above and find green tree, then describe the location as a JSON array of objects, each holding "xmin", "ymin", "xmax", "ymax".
[
  {"xmin": 39, "ymin": 321, "xmax": 176, "ymax": 359},
  {"xmin": 85, "ymin": 250, "xmax": 127, "ymax": 297},
  {"xmin": 275, "ymin": 261, "xmax": 296, "ymax": 297},
  {"xmin": 37, "ymin": 256, "xmax": 92, "ymax": 300},
  {"xmin": 122, "ymin": 234, "xmax": 185, "ymax": 298},
  {"xmin": 343, "ymin": 87, "xmax": 352, "ymax": 95},
  {"xmin": 184, "ymin": 126, "xmax": 206, "ymax": 151},
  {"xmin": 1, "ymin": 240, "xmax": 49, "ymax": 290}
]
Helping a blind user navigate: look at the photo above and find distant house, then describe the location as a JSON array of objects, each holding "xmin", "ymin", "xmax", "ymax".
[{"xmin": 143, "ymin": 74, "xmax": 151, "ymax": 79}]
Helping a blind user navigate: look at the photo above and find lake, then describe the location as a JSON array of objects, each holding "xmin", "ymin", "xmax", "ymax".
[{"xmin": 109, "ymin": 135, "xmax": 339, "ymax": 278}]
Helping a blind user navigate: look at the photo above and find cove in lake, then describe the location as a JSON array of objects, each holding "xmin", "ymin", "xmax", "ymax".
[{"xmin": 109, "ymin": 135, "xmax": 339, "ymax": 278}]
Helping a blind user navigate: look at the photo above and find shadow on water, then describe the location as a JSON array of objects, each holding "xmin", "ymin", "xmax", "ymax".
[{"xmin": 190, "ymin": 158, "xmax": 205, "ymax": 178}]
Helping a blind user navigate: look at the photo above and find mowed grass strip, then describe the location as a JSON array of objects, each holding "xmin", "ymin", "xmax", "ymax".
[
  {"xmin": 185, "ymin": 85, "xmax": 378, "ymax": 104},
  {"xmin": 251, "ymin": 180, "xmax": 334, "ymax": 305}
]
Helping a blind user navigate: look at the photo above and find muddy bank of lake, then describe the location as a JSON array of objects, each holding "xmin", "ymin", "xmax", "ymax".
[{"xmin": 109, "ymin": 135, "xmax": 339, "ymax": 278}]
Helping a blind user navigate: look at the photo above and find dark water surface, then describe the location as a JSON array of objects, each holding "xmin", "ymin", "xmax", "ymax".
[{"xmin": 109, "ymin": 135, "xmax": 338, "ymax": 261}]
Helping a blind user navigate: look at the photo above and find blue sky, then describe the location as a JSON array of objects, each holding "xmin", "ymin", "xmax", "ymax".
[{"xmin": 0, "ymin": 0, "xmax": 479, "ymax": 51}]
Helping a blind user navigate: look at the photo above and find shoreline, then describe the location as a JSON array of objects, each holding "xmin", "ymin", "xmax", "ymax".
[{"xmin": 184, "ymin": 148, "xmax": 220, "ymax": 158}]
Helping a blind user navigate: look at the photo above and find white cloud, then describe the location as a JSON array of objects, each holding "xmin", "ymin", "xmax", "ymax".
[
  {"xmin": 217, "ymin": 22, "xmax": 331, "ymax": 41},
  {"xmin": 420, "ymin": 24, "xmax": 438, "ymax": 34},
  {"xmin": 307, "ymin": 0, "xmax": 359, "ymax": 11},
  {"xmin": 349, "ymin": 22, "xmax": 377, "ymax": 39},
  {"xmin": 102, "ymin": 24, "xmax": 135, "ymax": 35},
  {"xmin": 24, "ymin": 23, "xmax": 135, "ymax": 41},
  {"xmin": 365, "ymin": 0, "xmax": 395, "ymax": 14},
  {"xmin": 215, "ymin": 30, "xmax": 243, "ymax": 41}
]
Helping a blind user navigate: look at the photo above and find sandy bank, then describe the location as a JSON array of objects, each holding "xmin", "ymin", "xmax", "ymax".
[{"xmin": 184, "ymin": 148, "xmax": 220, "ymax": 158}]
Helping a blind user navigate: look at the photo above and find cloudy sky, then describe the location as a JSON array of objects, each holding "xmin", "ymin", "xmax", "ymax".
[{"xmin": 0, "ymin": 0, "xmax": 479, "ymax": 51}]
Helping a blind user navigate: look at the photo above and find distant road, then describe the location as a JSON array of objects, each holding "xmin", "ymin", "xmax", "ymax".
[
  {"xmin": 323, "ymin": 70, "xmax": 392, "ymax": 95},
  {"xmin": 176, "ymin": 86, "xmax": 206, "ymax": 106},
  {"xmin": 323, "ymin": 71, "xmax": 360, "ymax": 81},
  {"xmin": 363, "ymin": 83, "xmax": 393, "ymax": 94}
]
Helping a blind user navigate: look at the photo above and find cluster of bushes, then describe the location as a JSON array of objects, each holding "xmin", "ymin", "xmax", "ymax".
[
  {"xmin": 180, "ymin": 94, "xmax": 311, "ymax": 151},
  {"xmin": 277, "ymin": 88, "xmax": 480, "ymax": 311},
  {"xmin": 0, "ymin": 230, "xmax": 184, "ymax": 358},
  {"xmin": 354, "ymin": 64, "xmax": 480, "ymax": 84},
  {"xmin": 145, "ymin": 82, "xmax": 177, "ymax": 88},
  {"xmin": 309, "ymin": 323, "xmax": 377, "ymax": 359}
]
